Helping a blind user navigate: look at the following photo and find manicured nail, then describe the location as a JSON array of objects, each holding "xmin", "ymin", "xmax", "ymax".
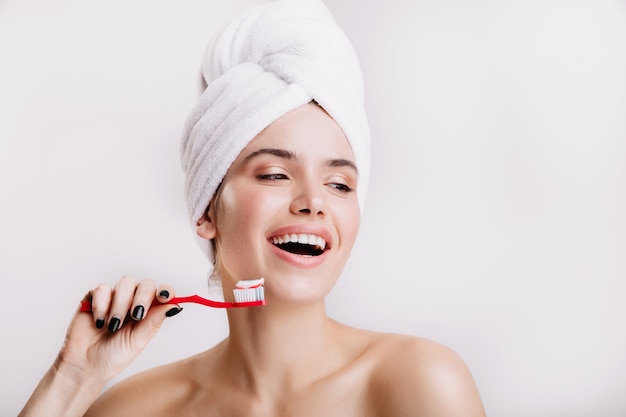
[
  {"xmin": 132, "ymin": 305, "xmax": 145, "ymax": 320},
  {"xmin": 108, "ymin": 317, "xmax": 121, "ymax": 333},
  {"xmin": 95, "ymin": 318, "xmax": 105, "ymax": 329},
  {"xmin": 165, "ymin": 307, "xmax": 183, "ymax": 317},
  {"xmin": 159, "ymin": 290, "xmax": 170, "ymax": 299}
]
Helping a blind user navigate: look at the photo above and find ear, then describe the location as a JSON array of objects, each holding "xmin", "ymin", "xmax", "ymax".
[{"xmin": 196, "ymin": 204, "xmax": 217, "ymax": 240}]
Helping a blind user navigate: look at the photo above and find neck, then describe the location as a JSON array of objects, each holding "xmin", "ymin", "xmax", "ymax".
[{"xmin": 220, "ymin": 300, "xmax": 338, "ymax": 395}]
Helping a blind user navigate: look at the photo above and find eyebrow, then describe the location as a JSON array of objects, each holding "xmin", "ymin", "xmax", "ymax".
[
  {"xmin": 243, "ymin": 147, "xmax": 359, "ymax": 175},
  {"xmin": 244, "ymin": 148, "xmax": 297, "ymax": 162}
]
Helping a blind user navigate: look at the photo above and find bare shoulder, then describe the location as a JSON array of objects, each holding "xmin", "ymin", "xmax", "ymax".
[
  {"xmin": 366, "ymin": 333, "xmax": 486, "ymax": 417},
  {"xmin": 84, "ymin": 352, "xmax": 207, "ymax": 417}
]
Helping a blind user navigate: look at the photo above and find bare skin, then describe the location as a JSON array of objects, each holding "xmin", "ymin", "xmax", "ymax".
[
  {"xmin": 86, "ymin": 321, "xmax": 484, "ymax": 417},
  {"xmin": 20, "ymin": 104, "xmax": 486, "ymax": 417}
]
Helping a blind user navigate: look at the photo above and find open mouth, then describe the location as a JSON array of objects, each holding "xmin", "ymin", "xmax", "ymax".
[{"xmin": 270, "ymin": 233, "xmax": 327, "ymax": 256}]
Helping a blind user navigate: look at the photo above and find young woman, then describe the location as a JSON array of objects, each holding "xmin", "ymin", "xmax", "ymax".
[{"xmin": 19, "ymin": 1, "xmax": 486, "ymax": 416}]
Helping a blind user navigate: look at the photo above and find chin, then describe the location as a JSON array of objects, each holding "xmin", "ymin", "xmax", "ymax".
[{"xmin": 266, "ymin": 275, "xmax": 337, "ymax": 305}]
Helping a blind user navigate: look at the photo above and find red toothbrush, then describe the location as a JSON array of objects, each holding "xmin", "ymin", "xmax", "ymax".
[{"xmin": 80, "ymin": 278, "xmax": 266, "ymax": 311}]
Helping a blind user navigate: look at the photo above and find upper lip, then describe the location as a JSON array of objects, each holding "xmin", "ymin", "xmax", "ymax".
[{"xmin": 268, "ymin": 225, "xmax": 333, "ymax": 251}]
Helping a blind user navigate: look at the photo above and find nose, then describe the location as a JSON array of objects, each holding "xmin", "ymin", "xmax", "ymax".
[{"xmin": 289, "ymin": 181, "xmax": 325, "ymax": 217}]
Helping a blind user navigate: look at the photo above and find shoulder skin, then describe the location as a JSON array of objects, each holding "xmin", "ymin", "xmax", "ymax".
[{"xmin": 367, "ymin": 334, "xmax": 486, "ymax": 417}]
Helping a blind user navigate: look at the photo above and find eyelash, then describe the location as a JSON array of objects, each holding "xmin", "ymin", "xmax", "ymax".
[
  {"xmin": 328, "ymin": 182, "xmax": 353, "ymax": 193},
  {"xmin": 256, "ymin": 173, "xmax": 288, "ymax": 181},
  {"xmin": 256, "ymin": 173, "xmax": 354, "ymax": 194}
]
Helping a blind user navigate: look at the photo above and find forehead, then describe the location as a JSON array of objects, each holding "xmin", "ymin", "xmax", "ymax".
[{"xmin": 239, "ymin": 103, "xmax": 355, "ymax": 162}]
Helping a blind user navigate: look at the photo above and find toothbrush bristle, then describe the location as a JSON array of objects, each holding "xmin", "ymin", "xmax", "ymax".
[
  {"xmin": 233, "ymin": 286, "xmax": 265, "ymax": 303},
  {"xmin": 233, "ymin": 278, "xmax": 265, "ymax": 303}
]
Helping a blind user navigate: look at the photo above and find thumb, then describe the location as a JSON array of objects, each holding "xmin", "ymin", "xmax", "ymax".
[{"xmin": 130, "ymin": 304, "xmax": 183, "ymax": 348}]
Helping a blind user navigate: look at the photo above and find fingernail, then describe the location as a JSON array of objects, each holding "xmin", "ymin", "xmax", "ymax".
[
  {"xmin": 132, "ymin": 305, "xmax": 145, "ymax": 321},
  {"xmin": 159, "ymin": 290, "xmax": 170, "ymax": 299},
  {"xmin": 165, "ymin": 307, "xmax": 183, "ymax": 317},
  {"xmin": 95, "ymin": 318, "xmax": 105, "ymax": 329},
  {"xmin": 108, "ymin": 317, "xmax": 121, "ymax": 333}
]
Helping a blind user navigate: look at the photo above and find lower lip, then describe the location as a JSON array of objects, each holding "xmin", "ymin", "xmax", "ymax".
[{"xmin": 268, "ymin": 242, "xmax": 329, "ymax": 268}]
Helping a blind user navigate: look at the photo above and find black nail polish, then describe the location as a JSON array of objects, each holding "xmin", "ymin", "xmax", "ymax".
[
  {"xmin": 95, "ymin": 318, "xmax": 105, "ymax": 329},
  {"xmin": 165, "ymin": 307, "xmax": 183, "ymax": 317},
  {"xmin": 108, "ymin": 317, "xmax": 121, "ymax": 333},
  {"xmin": 159, "ymin": 290, "xmax": 170, "ymax": 299},
  {"xmin": 132, "ymin": 305, "xmax": 145, "ymax": 320}
]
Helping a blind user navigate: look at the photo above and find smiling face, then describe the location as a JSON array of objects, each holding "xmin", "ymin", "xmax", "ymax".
[{"xmin": 196, "ymin": 102, "xmax": 361, "ymax": 305}]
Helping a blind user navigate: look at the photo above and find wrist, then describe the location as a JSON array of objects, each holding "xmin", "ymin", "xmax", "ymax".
[
  {"xmin": 18, "ymin": 357, "xmax": 106, "ymax": 417},
  {"xmin": 52, "ymin": 354, "xmax": 108, "ymax": 393}
]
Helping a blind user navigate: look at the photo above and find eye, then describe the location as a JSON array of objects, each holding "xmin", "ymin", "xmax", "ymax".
[
  {"xmin": 256, "ymin": 173, "xmax": 289, "ymax": 181},
  {"xmin": 328, "ymin": 182, "xmax": 353, "ymax": 194}
]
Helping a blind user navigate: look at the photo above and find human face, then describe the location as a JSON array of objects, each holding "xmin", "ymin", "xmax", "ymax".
[{"xmin": 196, "ymin": 103, "xmax": 361, "ymax": 305}]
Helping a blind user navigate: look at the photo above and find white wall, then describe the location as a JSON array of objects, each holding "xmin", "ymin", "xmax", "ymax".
[{"xmin": 1, "ymin": 1, "xmax": 625, "ymax": 416}]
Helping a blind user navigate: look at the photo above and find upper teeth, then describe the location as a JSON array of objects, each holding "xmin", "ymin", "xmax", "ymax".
[{"xmin": 271, "ymin": 233, "xmax": 327, "ymax": 250}]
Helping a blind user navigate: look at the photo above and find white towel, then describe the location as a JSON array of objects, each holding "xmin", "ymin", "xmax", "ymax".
[{"xmin": 181, "ymin": 0, "xmax": 370, "ymax": 261}]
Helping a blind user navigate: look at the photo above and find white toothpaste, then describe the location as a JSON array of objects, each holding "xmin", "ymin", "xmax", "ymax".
[{"xmin": 235, "ymin": 277, "xmax": 265, "ymax": 289}]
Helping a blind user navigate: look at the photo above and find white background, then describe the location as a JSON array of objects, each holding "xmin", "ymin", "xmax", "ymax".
[{"xmin": 1, "ymin": 1, "xmax": 625, "ymax": 416}]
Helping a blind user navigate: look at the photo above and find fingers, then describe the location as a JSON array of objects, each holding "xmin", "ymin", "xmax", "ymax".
[
  {"xmin": 156, "ymin": 283, "xmax": 183, "ymax": 318},
  {"xmin": 87, "ymin": 277, "xmax": 181, "ymax": 333},
  {"xmin": 156, "ymin": 283, "xmax": 175, "ymax": 303},
  {"xmin": 90, "ymin": 284, "xmax": 112, "ymax": 329},
  {"xmin": 107, "ymin": 276, "xmax": 136, "ymax": 332},
  {"xmin": 130, "ymin": 286, "xmax": 181, "ymax": 346},
  {"xmin": 130, "ymin": 279, "xmax": 157, "ymax": 321}
]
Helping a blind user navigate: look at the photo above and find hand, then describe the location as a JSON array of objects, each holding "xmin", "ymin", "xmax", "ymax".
[{"xmin": 58, "ymin": 276, "xmax": 182, "ymax": 384}]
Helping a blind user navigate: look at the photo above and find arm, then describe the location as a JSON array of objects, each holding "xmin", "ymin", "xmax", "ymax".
[
  {"xmin": 18, "ymin": 277, "xmax": 181, "ymax": 417},
  {"xmin": 18, "ymin": 356, "xmax": 106, "ymax": 417}
]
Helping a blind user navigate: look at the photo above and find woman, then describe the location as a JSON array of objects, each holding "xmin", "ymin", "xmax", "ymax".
[{"xmin": 20, "ymin": 1, "xmax": 486, "ymax": 416}]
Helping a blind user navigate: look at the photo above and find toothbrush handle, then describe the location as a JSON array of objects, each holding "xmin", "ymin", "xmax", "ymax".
[{"xmin": 80, "ymin": 296, "xmax": 265, "ymax": 312}]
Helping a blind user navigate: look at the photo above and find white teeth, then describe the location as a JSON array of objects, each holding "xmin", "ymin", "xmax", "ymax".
[{"xmin": 271, "ymin": 233, "xmax": 327, "ymax": 251}]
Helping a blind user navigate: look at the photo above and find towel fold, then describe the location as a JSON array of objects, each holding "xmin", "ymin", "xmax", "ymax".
[{"xmin": 181, "ymin": 0, "xmax": 370, "ymax": 261}]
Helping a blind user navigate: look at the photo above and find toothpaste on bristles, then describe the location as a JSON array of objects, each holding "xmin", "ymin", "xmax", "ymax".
[{"xmin": 233, "ymin": 277, "xmax": 265, "ymax": 303}]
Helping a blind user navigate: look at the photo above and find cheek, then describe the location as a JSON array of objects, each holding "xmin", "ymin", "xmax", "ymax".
[
  {"xmin": 335, "ymin": 199, "xmax": 361, "ymax": 250},
  {"xmin": 344, "ymin": 206, "xmax": 361, "ymax": 245},
  {"xmin": 214, "ymin": 182, "xmax": 282, "ymax": 245},
  {"xmin": 215, "ymin": 184, "xmax": 252, "ymax": 240}
]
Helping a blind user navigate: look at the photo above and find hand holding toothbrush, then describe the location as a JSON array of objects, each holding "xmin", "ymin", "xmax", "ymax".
[
  {"xmin": 19, "ymin": 276, "xmax": 265, "ymax": 417},
  {"xmin": 19, "ymin": 276, "xmax": 182, "ymax": 417},
  {"xmin": 67, "ymin": 277, "xmax": 184, "ymax": 379}
]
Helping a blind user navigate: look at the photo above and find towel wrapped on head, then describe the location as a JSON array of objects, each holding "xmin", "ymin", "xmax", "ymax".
[{"xmin": 180, "ymin": 0, "xmax": 371, "ymax": 261}]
